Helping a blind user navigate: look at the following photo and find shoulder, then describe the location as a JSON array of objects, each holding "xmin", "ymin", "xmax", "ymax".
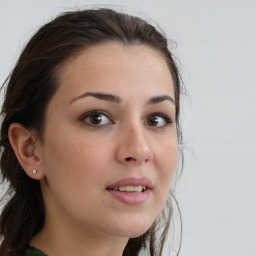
[{"xmin": 22, "ymin": 246, "xmax": 47, "ymax": 256}]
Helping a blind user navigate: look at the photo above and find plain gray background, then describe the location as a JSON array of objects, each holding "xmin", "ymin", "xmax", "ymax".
[{"xmin": 0, "ymin": 0, "xmax": 256, "ymax": 255}]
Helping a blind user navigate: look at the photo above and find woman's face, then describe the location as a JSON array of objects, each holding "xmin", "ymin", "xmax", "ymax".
[{"xmin": 37, "ymin": 42, "xmax": 178, "ymax": 239}]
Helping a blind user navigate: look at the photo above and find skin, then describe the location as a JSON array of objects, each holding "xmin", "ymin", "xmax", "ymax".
[{"xmin": 10, "ymin": 42, "xmax": 178, "ymax": 256}]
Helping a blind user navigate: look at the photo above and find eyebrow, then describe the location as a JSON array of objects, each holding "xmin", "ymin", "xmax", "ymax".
[
  {"xmin": 146, "ymin": 95, "xmax": 175, "ymax": 106},
  {"xmin": 70, "ymin": 91, "xmax": 175, "ymax": 106},
  {"xmin": 70, "ymin": 92, "xmax": 122, "ymax": 104}
]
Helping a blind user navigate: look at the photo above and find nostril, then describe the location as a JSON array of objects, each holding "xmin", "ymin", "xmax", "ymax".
[{"xmin": 125, "ymin": 157, "xmax": 133, "ymax": 162}]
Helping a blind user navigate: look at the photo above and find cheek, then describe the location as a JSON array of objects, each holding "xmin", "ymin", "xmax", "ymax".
[
  {"xmin": 158, "ymin": 136, "xmax": 178, "ymax": 168},
  {"xmin": 40, "ymin": 135, "xmax": 109, "ymax": 212},
  {"xmin": 154, "ymin": 137, "xmax": 178, "ymax": 190},
  {"xmin": 41, "ymin": 132, "xmax": 113, "ymax": 190},
  {"xmin": 72, "ymin": 136, "xmax": 113, "ymax": 173}
]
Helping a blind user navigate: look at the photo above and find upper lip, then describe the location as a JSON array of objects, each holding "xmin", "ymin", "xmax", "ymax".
[{"xmin": 107, "ymin": 177, "xmax": 153, "ymax": 190}]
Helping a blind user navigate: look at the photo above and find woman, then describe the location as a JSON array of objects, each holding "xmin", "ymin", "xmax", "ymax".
[{"xmin": 0, "ymin": 8, "xmax": 183, "ymax": 256}]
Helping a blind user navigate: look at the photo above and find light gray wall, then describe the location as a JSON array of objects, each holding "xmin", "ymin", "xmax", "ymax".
[{"xmin": 1, "ymin": 0, "xmax": 256, "ymax": 255}]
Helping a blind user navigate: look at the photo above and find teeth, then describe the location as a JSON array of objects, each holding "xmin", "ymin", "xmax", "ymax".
[{"xmin": 113, "ymin": 186, "xmax": 146, "ymax": 192}]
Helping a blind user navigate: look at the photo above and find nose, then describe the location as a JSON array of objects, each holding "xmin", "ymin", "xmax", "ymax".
[{"xmin": 115, "ymin": 125, "xmax": 153, "ymax": 165}]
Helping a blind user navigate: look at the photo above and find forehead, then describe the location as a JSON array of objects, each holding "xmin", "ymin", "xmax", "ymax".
[{"xmin": 54, "ymin": 42, "xmax": 174, "ymax": 104}]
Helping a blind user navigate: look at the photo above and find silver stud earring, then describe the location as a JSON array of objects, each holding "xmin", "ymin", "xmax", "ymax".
[{"xmin": 32, "ymin": 169, "xmax": 37, "ymax": 175}]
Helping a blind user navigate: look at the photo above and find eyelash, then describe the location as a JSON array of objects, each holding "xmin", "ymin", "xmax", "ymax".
[
  {"xmin": 79, "ymin": 110, "xmax": 113, "ymax": 127},
  {"xmin": 145, "ymin": 112, "xmax": 174, "ymax": 128},
  {"xmin": 79, "ymin": 110, "xmax": 174, "ymax": 128}
]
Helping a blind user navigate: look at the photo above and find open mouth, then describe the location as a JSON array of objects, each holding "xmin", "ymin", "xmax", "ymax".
[
  {"xmin": 106, "ymin": 177, "xmax": 153, "ymax": 205},
  {"xmin": 111, "ymin": 186, "xmax": 147, "ymax": 193}
]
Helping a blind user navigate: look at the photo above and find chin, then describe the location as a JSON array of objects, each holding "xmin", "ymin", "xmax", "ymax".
[
  {"xmin": 110, "ymin": 215, "xmax": 155, "ymax": 239},
  {"xmin": 128, "ymin": 229, "xmax": 150, "ymax": 239}
]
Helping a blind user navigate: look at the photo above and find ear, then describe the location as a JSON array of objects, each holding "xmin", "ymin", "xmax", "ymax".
[{"xmin": 8, "ymin": 123, "xmax": 45, "ymax": 180}]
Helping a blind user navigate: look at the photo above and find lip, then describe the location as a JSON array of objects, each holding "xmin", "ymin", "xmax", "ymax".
[
  {"xmin": 107, "ymin": 177, "xmax": 153, "ymax": 190},
  {"xmin": 106, "ymin": 177, "xmax": 153, "ymax": 206}
]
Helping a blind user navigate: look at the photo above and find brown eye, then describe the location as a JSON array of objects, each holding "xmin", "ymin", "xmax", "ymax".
[
  {"xmin": 82, "ymin": 111, "xmax": 112, "ymax": 127},
  {"xmin": 145, "ymin": 113, "xmax": 173, "ymax": 128},
  {"xmin": 90, "ymin": 114, "xmax": 102, "ymax": 125},
  {"xmin": 147, "ymin": 116, "xmax": 159, "ymax": 126}
]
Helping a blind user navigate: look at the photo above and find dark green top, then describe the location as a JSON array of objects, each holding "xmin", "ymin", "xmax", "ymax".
[{"xmin": 23, "ymin": 246, "xmax": 47, "ymax": 256}]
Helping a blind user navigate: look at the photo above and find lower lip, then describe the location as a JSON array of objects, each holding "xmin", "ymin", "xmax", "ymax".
[{"xmin": 106, "ymin": 188, "xmax": 152, "ymax": 205}]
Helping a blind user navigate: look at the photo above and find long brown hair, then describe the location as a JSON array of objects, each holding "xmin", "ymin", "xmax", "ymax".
[{"xmin": 0, "ymin": 8, "xmax": 183, "ymax": 256}]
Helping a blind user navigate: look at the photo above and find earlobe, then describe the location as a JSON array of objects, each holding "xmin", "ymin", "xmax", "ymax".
[{"xmin": 8, "ymin": 123, "xmax": 45, "ymax": 180}]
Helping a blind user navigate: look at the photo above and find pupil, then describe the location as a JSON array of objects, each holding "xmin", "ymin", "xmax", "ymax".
[
  {"xmin": 90, "ymin": 114, "xmax": 102, "ymax": 124},
  {"xmin": 149, "ymin": 116, "xmax": 158, "ymax": 126}
]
